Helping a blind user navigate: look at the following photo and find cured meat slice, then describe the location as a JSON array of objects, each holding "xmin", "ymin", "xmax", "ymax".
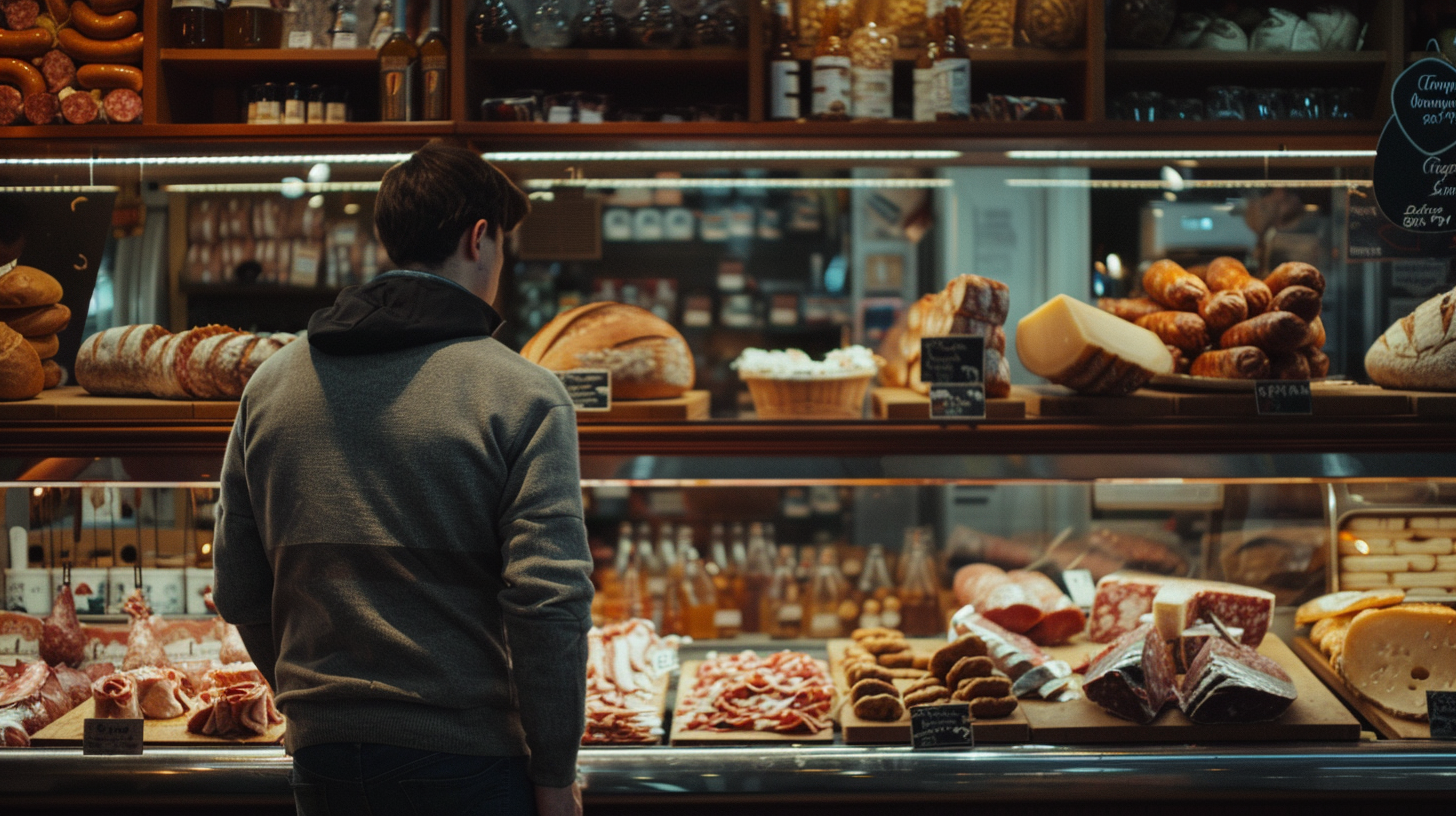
[
  {"xmin": 674, "ymin": 651, "xmax": 834, "ymax": 735},
  {"xmin": 0, "ymin": 85, "xmax": 22, "ymax": 125},
  {"xmin": 584, "ymin": 619, "xmax": 678, "ymax": 744},
  {"xmin": 22, "ymin": 91, "xmax": 57, "ymax": 124},
  {"xmin": 0, "ymin": 661, "xmax": 91, "ymax": 743},
  {"xmin": 1008, "ymin": 570, "xmax": 1087, "ymax": 645},
  {"xmin": 130, "ymin": 666, "xmax": 195, "ymax": 719},
  {"xmin": 59, "ymin": 88, "xmax": 98, "ymax": 124},
  {"xmin": 1082, "ymin": 624, "xmax": 1176, "ymax": 724},
  {"xmin": 92, "ymin": 672, "xmax": 141, "ymax": 719},
  {"xmin": 186, "ymin": 681, "xmax": 281, "ymax": 738},
  {"xmin": 1178, "ymin": 637, "xmax": 1296, "ymax": 724},
  {"xmin": 218, "ymin": 622, "xmax": 251, "ymax": 665},
  {"xmin": 40, "ymin": 579, "xmax": 86, "ymax": 667},
  {"xmin": 206, "ymin": 661, "xmax": 265, "ymax": 690},
  {"xmin": 101, "ymin": 87, "xmax": 139, "ymax": 123},
  {"xmin": 3, "ymin": 0, "xmax": 39, "ymax": 30},
  {"xmin": 1152, "ymin": 580, "xmax": 1274, "ymax": 648},
  {"xmin": 1089, "ymin": 572, "xmax": 1168, "ymax": 643},
  {"xmin": 40, "ymin": 50, "xmax": 75, "ymax": 94}
]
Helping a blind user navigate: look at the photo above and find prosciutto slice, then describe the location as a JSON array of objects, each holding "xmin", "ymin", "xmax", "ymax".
[
  {"xmin": 206, "ymin": 662, "xmax": 265, "ymax": 691},
  {"xmin": 40, "ymin": 582, "xmax": 86, "ymax": 667},
  {"xmin": 121, "ymin": 590, "xmax": 171, "ymax": 671},
  {"xmin": 131, "ymin": 667, "xmax": 196, "ymax": 719},
  {"xmin": 186, "ymin": 681, "xmax": 281, "ymax": 738},
  {"xmin": 92, "ymin": 673, "xmax": 142, "ymax": 719},
  {"xmin": 0, "ymin": 661, "xmax": 92, "ymax": 744}
]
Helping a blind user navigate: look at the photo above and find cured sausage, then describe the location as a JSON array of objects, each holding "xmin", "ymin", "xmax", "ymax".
[
  {"xmin": 21, "ymin": 88, "xmax": 55, "ymax": 123},
  {"xmin": 1191, "ymin": 346, "xmax": 1270, "ymax": 379},
  {"xmin": 1008, "ymin": 570, "xmax": 1087, "ymax": 645},
  {"xmin": 1302, "ymin": 347, "xmax": 1330, "ymax": 377},
  {"xmin": 39, "ymin": 48, "xmax": 74, "ymax": 92},
  {"xmin": 0, "ymin": 26, "xmax": 49, "ymax": 58},
  {"xmin": 86, "ymin": 0, "xmax": 136, "ymax": 13},
  {"xmin": 57, "ymin": 28, "xmax": 141, "ymax": 64},
  {"xmin": 1264, "ymin": 261, "xmax": 1325, "ymax": 295},
  {"xmin": 0, "ymin": 55, "xmax": 44, "ymax": 95},
  {"xmin": 101, "ymin": 86, "xmax": 138, "ymax": 122},
  {"xmin": 1269, "ymin": 351, "xmax": 1311, "ymax": 380},
  {"xmin": 0, "ymin": 83, "xmax": 21, "ymax": 123},
  {"xmin": 1135, "ymin": 310, "xmax": 1208, "ymax": 355},
  {"xmin": 1271, "ymin": 284, "xmax": 1321, "ymax": 322},
  {"xmin": 3, "ymin": 0, "xmax": 40, "ymax": 30},
  {"xmin": 69, "ymin": 1, "xmax": 138, "ymax": 39},
  {"xmin": 58, "ymin": 85, "xmax": 97, "ymax": 122},
  {"xmin": 1204, "ymin": 255, "xmax": 1273, "ymax": 315},
  {"xmin": 45, "ymin": 0, "xmax": 68, "ymax": 24},
  {"xmin": 1141, "ymin": 259, "xmax": 1209, "ymax": 311},
  {"xmin": 40, "ymin": 580, "xmax": 86, "ymax": 666},
  {"xmin": 1219, "ymin": 310, "xmax": 1309, "ymax": 353},
  {"xmin": 1196, "ymin": 289, "xmax": 1248, "ymax": 335},
  {"xmin": 76, "ymin": 61, "xmax": 138, "ymax": 91},
  {"xmin": 1097, "ymin": 296, "xmax": 1163, "ymax": 322}
]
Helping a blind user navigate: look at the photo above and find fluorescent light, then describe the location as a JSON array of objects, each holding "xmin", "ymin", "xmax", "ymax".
[
  {"xmin": 524, "ymin": 177, "xmax": 952, "ymax": 190},
  {"xmin": 0, "ymin": 185, "xmax": 120, "ymax": 193},
  {"xmin": 0, "ymin": 154, "xmax": 411, "ymax": 167},
  {"xmin": 162, "ymin": 182, "xmax": 380, "ymax": 193},
  {"xmin": 1005, "ymin": 179, "xmax": 1371, "ymax": 189},
  {"xmin": 1007, "ymin": 150, "xmax": 1377, "ymax": 161},
  {"xmin": 484, "ymin": 150, "xmax": 962, "ymax": 162}
]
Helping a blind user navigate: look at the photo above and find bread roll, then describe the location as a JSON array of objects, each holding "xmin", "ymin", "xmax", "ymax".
[
  {"xmin": 1197, "ymin": 290, "xmax": 1248, "ymax": 335},
  {"xmin": 1135, "ymin": 311, "xmax": 1208, "ymax": 355},
  {"xmin": 522, "ymin": 303, "xmax": 694, "ymax": 400},
  {"xmin": 0, "ymin": 322, "xmax": 44, "ymax": 400},
  {"xmin": 1365, "ymin": 287, "xmax": 1456, "ymax": 390},
  {"xmin": 41, "ymin": 359, "xmax": 62, "ymax": 389},
  {"xmin": 1142, "ymin": 260, "xmax": 1209, "ymax": 311},
  {"xmin": 0, "ymin": 265, "xmax": 63, "ymax": 308},
  {"xmin": 1097, "ymin": 297, "xmax": 1164, "ymax": 323},
  {"xmin": 25, "ymin": 333, "xmax": 58, "ymax": 360},
  {"xmin": 1265, "ymin": 262, "xmax": 1325, "ymax": 296},
  {"xmin": 0, "ymin": 303, "xmax": 70, "ymax": 337},
  {"xmin": 1205, "ymin": 256, "xmax": 1273, "ymax": 315}
]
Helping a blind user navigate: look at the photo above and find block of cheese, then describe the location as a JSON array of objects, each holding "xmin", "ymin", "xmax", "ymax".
[
  {"xmin": 1294, "ymin": 588, "xmax": 1405, "ymax": 627},
  {"xmin": 1342, "ymin": 554, "xmax": 1435, "ymax": 572},
  {"xmin": 1016, "ymin": 294, "xmax": 1174, "ymax": 396},
  {"xmin": 1340, "ymin": 603, "xmax": 1456, "ymax": 720},
  {"xmin": 1340, "ymin": 572, "xmax": 1393, "ymax": 589},
  {"xmin": 1438, "ymin": 555, "xmax": 1456, "ymax": 570},
  {"xmin": 1397, "ymin": 538, "xmax": 1454, "ymax": 555},
  {"xmin": 1392, "ymin": 571, "xmax": 1456, "ymax": 588},
  {"xmin": 1151, "ymin": 579, "xmax": 1274, "ymax": 647},
  {"xmin": 1338, "ymin": 536, "xmax": 1394, "ymax": 555},
  {"xmin": 1347, "ymin": 517, "xmax": 1403, "ymax": 531}
]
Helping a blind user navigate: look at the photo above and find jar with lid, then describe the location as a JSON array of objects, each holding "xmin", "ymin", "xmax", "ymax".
[
  {"xmin": 1016, "ymin": 0, "xmax": 1083, "ymax": 48},
  {"xmin": 962, "ymin": 0, "xmax": 1015, "ymax": 48},
  {"xmin": 225, "ymin": 0, "xmax": 284, "ymax": 48},
  {"xmin": 523, "ymin": 0, "xmax": 574, "ymax": 48},
  {"xmin": 575, "ymin": 0, "xmax": 625, "ymax": 46},
  {"xmin": 170, "ymin": 0, "xmax": 223, "ymax": 47},
  {"xmin": 849, "ymin": 0, "xmax": 898, "ymax": 120},
  {"xmin": 472, "ymin": 0, "xmax": 522, "ymax": 44},
  {"xmin": 629, "ymin": 0, "xmax": 684, "ymax": 48}
]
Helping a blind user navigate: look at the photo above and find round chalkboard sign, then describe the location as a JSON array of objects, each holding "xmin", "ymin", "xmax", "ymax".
[
  {"xmin": 1390, "ymin": 57, "xmax": 1456, "ymax": 156},
  {"xmin": 1374, "ymin": 117, "xmax": 1456, "ymax": 233}
]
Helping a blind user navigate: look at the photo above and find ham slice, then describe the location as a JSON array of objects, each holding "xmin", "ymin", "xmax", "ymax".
[
  {"xmin": 1082, "ymin": 624, "xmax": 1177, "ymax": 724},
  {"xmin": 40, "ymin": 581, "xmax": 86, "ymax": 667},
  {"xmin": 206, "ymin": 662, "xmax": 265, "ymax": 690},
  {"xmin": 92, "ymin": 672, "xmax": 142, "ymax": 719},
  {"xmin": 218, "ymin": 623, "xmax": 251, "ymax": 665},
  {"xmin": 130, "ymin": 666, "xmax": 196, "ymax": 719},
  {"xmin": 186, "ymin": 681, "xmax": 281, "ymax": 738}
]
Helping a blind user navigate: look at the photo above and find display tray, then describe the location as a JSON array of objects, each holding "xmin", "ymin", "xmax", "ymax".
[
  {"xmin": 1290, "ymin": 636, "xmax": 1432, "ymax": 740},
  {"xmin": 870, "ymin": 388, "xmax": 1028, "ymax": 420},
  {"xmin": 0, "ymin": 387, "xmax": 238, "ymax": 421},
  {"xmin": 1023, "ymin": 635, "xmax": 1361, "ymax": 743},
  {"xmin": 1022, "ymin": 383, "xmax": 1414, "ymax": 418},
  {"xmin": 30, "ymin": 699, "xmax": 286, "ymax": 746},
  {"xmin": 826, "ymin": 638, "xmax": 1029, "ymax": 744},
  {"xmin": 668, "ymin": 659, "xmax": 836, "ymax": 745},
  {"xmin": 573, "ymin": 391, "xmax": 710, "ymax": 422},
  {"xmin": 582, "ymin": 671, "xmax": 671, "ymax": 746}
]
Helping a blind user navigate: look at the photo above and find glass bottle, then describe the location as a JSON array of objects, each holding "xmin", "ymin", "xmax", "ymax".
[
  {"xmin": 794, "ymin": 543, "xmax": 816, "ymax": 600},
  {"xmin": 764, "ymin": 545, "xmax": 803, "ymax": 638},
  {"xmin": 767, "ymin": 0, "xmax": 799, "ymax": 119},
  {"xmin": 913, "ymin": 0, "xmax": 942, "ymax": 121},
  {"xmin": 849, "ymin": 0, "xmax": 896, "ymax": 120},
  {"xmin": 661, "ymin": 538, "xmax": 687, "ymax": 636},
  {"xmin": 472, "ymin": 0, "xmax": 521, "ymax": 44},
  {"xmin": 170, "ymin": 0, "xmax": 222, "ymax": 48},
  {"xmin": 933, "ymin": 0, "xmax": 970, "ymax": 119},
  {"xmin": 368, "ymin": 0, "xmax": 396, "ymax": 48},
  {"xmin": 857, "ymin": 543, "xmax": 898, "ymax": 629},
  {"xmin": 621, "ymin": 528, "xmax": 646, "ymax": 621},
  {"xmin": 682, "ymin": 547, "xmax": 719, "ymax": 640},
  {"xmin": 740, "ymin": 521, "xmax": 773, "ymax": 633},
  {"xmin": 630, "ymin": 0, "xmax": 684, "ymax": 48},
  {"xmin": 377, "ymin": 0, "xmax": 418, "ymax": 121},
  {"xmin": 810, "ymin": 0, "xmax": 851, "ymax": 120},
  {"xmin": 806, "ymin": 547, "xmax": 846, "ymax": 637},
  {"xmin": 282, "ymin": 82, "xmax": 306, "ymax": 124},
  {"xmin": 898, "ymin": 528, "xmax": 942, "ymax": 635},
  {"xmin": 576, "ymin": 0, "xmax": 625, "ymax": 46},
  {"xmin": 224, "ymin": 0, "xmax": 283, "ymax": 48},
  {"xmin": 418, "ymin": 0, "xmax": 449, "ymax": 120},
  {"xmin": 708, "ymin": 523, "xmax": 742, "ymax": 637},
  {"xmin": 640, "ymin": 522, "xmax": 665, "ymax": 628},
  {"xmin": 329, "ymin": 0, "xmax": 360, "ymax": 48}
]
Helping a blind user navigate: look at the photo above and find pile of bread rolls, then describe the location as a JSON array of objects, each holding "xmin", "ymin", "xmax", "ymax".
[
  {"xmin": 76, "ymin": 325, "xmax": 296, "ymax": 399},
  {"xmin": 1099, "ymin": 257, "xmax": 1328, "ymax": 380},
  {"xmin": 0, "ymin": 265, "xmax": 69, "ymax": 400},
  {"xmin": 879, "ymin": 273, "xmax": 1012, "ymax": 397}
]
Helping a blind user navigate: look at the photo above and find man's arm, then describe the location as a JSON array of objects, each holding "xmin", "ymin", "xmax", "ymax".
[
  {"xmin": 498, "ymin": 403, "xmax": 595, "ymax": 790},
  {"xmin": 211, "ymin": 403, "xmax": 278, "ymax": 687}
]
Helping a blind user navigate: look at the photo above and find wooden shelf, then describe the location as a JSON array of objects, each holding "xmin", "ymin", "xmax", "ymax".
[
  {"xmin": 159, "ymin": 48, "xmax": 379, "ymax": 65},
  {"xmin": 1107, "ymin": 49, "xmax": 1389, "ymax": 65},
  {"xmin": 787, "ymin": 46, "xmax": 1087, "ymax": 63},
  {"xmin": 470, "ymin": 47, "xmax": 748, "ymax": 63}
]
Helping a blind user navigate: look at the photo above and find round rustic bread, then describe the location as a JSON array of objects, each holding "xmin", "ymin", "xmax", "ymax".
[
  {"xmin": 0, "ymin": 265, "xmax": 63, "ymax": 309},
  {"xmin": 1366, "ymin": 287, "xmax": 1456, "ymax": 391},
  {"xmin": 520, "ymin": 302, "xmax": 694, "ymax": 400},
  {"xmin": 0, "ymin": 322, "xmax": 44, "ymax": 400}
]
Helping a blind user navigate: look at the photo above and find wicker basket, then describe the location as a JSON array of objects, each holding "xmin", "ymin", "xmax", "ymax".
[{"xmin": 742, "ymin": 374, "xmax": 874, "ymax": 419}]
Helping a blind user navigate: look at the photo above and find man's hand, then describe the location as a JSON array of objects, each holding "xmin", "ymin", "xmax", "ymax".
[{"xmin": 535, "ymin": 782, "xmax": 582, "ymax": 816}]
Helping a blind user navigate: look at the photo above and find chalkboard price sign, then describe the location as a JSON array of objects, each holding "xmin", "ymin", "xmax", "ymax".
[
  {"xmin": 910, "ymin": 702, "xmax": 975, "ymax": 749},
  {"xmin": 1429, "ymin": 690, "xmax": 1456, "ymax": 740},
  {"xmin": 556, "ymin": 370, "xmax": 611, "ymax": 411},
  {"xmin": 1254, "ymin": 380, "xmax": 1313, "ymax": 415},
  {"xmin": 920, "ymin": 337, "xmax": 985, "ymax": 385},
  {"xmin": 1375, "ymin": 59, "xmax": 1456, "ymax": 234}
]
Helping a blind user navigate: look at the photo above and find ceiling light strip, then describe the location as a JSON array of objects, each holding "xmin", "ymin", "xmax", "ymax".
[
  {"xmin": 0, "ymin": 154, "xmax": 413, "ymax": 167},
  {"xmin": 162, "ymin": 182, "xmax": 382, "ymax": 193},
  {"xmin": 1005, "ymin": 179, "xmax": 1372, "ymax": 189},
  {"xmin": 0, "ymin": 185, "xmax": 121, "ymax": 193},
  {"xmin": 524, "ymin": 178, "xmax": 952, "ymax": 189},
  {"xmin": 1007, "ymin": 150, "xmax": 1377, "ymax": 161},
  {"xmin": 484, "ymin": 150, "xmax": 963, "ymax": 162}
]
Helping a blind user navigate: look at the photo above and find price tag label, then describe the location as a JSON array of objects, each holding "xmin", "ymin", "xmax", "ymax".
[
  {"xmin": 651, "ymin": 649, "xmax": 680, "ymax": 675},
  {"xmin": 555, "ymin": 370, "xmax": 610, "ymax": 412},
  {"xmin": 287, "ymin": 31, "xmax": 314, "ymax": 48},
  {"xmin": 1254, "ymin": 380, "xmax": 1313, "ymax": 415},
  {"xmin": 83, "ymin": 718, "xmax": 143, "ymax": 755},
  {"xmin": 922, "ymin": 336, "xmax": 986, "ymax": 419},
  {"xmin": 1429, "ymin": 690, "xmax": 1456, "ymax": 739},
  {"xmin": 910, "ymin": 702, "xmax": 974, "ymax": 749},
  {"xmin": 330, "ymin": 32, "xmax": 358, "ymax": 49},
  {"xmin": 929, "ymin": 385, "xmax": 985, "ymax": 419},
  {"xmin": 1062, "ymin": 568, "xmax": 1096, "ymax": 609}
]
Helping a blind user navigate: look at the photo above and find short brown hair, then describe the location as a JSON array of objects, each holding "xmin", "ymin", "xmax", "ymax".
[{"xmin": 374, "ymin": 141, "xmax": 529, "ymax": 269}]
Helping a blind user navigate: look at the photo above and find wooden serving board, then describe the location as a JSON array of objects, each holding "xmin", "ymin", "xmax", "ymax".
[
  {"xmin": 668, "ymin": 660, "xmax": 836, "ymax": 746},
  {"xmin": 1023, "ymin": 635, "xmax": 1361, "ymax": 743},
  {"xmin": 1021, "ymin": 383, "xmax": 1415, "ymax": 419},
  {"xmin": 30, "ymin": 699, "xmax": 286, "ymax": 746},
  {"xmin": 582, "ymin": 671, "xmax": 671, "ymax": 746},
  {"xmin": 826, "ymin": 638, "xmax": 1029, "ymax": 744},
  {"xmin": 574, "ymin": 391, "xmax": 710, "ymax": 422},
  {"xmin": 1290, "ymin": 636, "xmax": 1431, "ymax": 740},
  {"xmin": 0, "ymin": 386, "xmax": 238, "ymax": 421},
  {"xmin": 870, "ymin": 388, "xmax": 1027, "ymax": 420},
  {"xmin": 1364, "ymin": 388, "xmax": 1456, "ymax": 418}
]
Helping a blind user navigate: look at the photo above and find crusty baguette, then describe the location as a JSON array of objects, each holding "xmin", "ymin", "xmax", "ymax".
[
  {"xmin": 523, "ymin": 303, "xmax": 694, "ymax": 400},
  {"xmin": 211, "ymin": 333, "xmax": 259, "ymax": 398},
  {"xmin": 1365, "ymin": 287, "xmax": 1456, "ymax": 390},
  {"xmin": 184, "ymin": 331, "xmax": 242, "ymax": 399}
]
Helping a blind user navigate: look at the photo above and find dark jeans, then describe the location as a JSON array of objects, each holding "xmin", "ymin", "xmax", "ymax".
[{"xmin": 290, "ymin": 743, "xmax": 535, "ymax": 816}]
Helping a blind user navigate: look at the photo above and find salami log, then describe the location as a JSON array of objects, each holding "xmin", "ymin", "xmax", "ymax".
[
  {"xmin": 21, "ymin": 89, "xmax": 56, "ymax": 123},
  {"xmin": 39, "ymin": 581, "xmax": 86, "ymax": 666},
  {"xmin": 101, "ymin": 85, "xmax": 138, "ymax": 122},
  {"xmin": 0, "ymin": 56, "xmax": 44, "ymax": 95},
  {"xmin": 40, "ymin": 49, "xmax": 75, "ymax": 93},
  {"xmin": 1088, "ymin": 572, "xmax": 1165, "ymax": 643},
  {"xmin": 1008, "ymin": 570, "xmax": 1087, "ymax": 645}
]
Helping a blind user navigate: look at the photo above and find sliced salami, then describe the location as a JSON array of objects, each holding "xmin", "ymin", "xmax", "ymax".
[
  {"xmin": 101, "ymin": 87, "xmax": 139, "ymax": 123},
  {"xmin": 1088, "ymin": 572, "xmax": 1166, "ymax": 643},
  {"xmin": 39, "ymin": 49, "xmax": 75, "ymax": 94},
  {"xmin": 21, "ymin": 90, "xmax": 56, "ymax": 124},
  {"xmin": 0, "ymin": 84, "xmax": 21, "ymax": 125},
  {"xmin": 3, "ymin": 0, "xmax": 40, "ymax": 30},
  {"xmin": 59, "ymin": 88, "xmax": 98, "ymax": 124}
]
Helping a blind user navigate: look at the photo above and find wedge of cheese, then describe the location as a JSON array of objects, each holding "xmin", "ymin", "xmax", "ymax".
[
  {"xmin": 1150, "ymin": 579, "xmax": 1274, "ymax": 648},
  {"xmin": 1340, "ymin": 603, "xmax": 1456, "ymax": 720},
  {"xmin": 1016, "ymin": 295, "xmax": 1173, "ymax": 395}
]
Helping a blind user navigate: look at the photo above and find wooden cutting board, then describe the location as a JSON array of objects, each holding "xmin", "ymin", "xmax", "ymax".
[
  {"xmin": 1362, "ymin": 388, "xmax": 1456, "ymax": 418},
  {"xmin": 1022, "ymin": 635, "xmax": 1360, "ymax": 743},
  {"xmin": 668, "ymin": 660, "xmax": 836, "ymax": 745},
  {"xmin": 582, "ymin": 671, "xmax": 671, "ymax": 746},
  {"xmin": 574, "ymin": 391, "xmax": 710, "ymax": 422},
  {"xmin": 30, "ymin": 699, "xmax": 286, "ymax": 746},
  {"xmin": 826, "ymin": 638, "xmax": 1029, "ymax": 744},
  {"xmin": 870, "ymin": 388, "xmax": 1027, "ymax": 420},
  {"xmin": 1021, "ymin": 383, "xmax": 1415, "ymax": 419},
  {"xmin": 1290, "ymin": 636, "xmax": 1431, "ymax": 740},
  {"xmin": 0, "ymin": 386, "xmax": 237, "ymax": 421}
]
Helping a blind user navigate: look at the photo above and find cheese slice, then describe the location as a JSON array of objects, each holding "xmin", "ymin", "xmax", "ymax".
[
  {"xmin": 1392, "ymin": 571, "xmax": 1456, "ymax": 588},
  {"xmin": 1340, "ymin": 572, "xmax": 1393, "ymax": 589},
  {"xmin": 1295, "ymin": 588, "xmax": 1405, "ymax": 627},
  {"xmin": 1340, "ymin": 603, "xmax": 1456, "ymax": 720},
  {"xmin": 1150, "ymin": 579, "xmax": 1274, "ymax": 647},
  {"xmin": 1015, "ymin": 295, "xmax": 1173, "ymax": 395}
]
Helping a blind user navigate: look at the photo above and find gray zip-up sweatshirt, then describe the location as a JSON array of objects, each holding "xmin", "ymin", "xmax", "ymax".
[{"xmin": 212, "ymin": 271, "xmax": 593, "ymax": 787}]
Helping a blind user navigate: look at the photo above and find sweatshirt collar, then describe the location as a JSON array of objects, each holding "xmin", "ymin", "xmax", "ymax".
[{"xmin": 307, "ymin": 269, "xmax": 504, "ymax": 356}]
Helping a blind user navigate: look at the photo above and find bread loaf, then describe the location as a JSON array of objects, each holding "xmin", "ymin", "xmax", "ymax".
[
  {"xmin": 25, "ymin": 333, "xmax": 58, "ymax": 360},
  {"xmin": 880, "ymin": 275, "xmax": 1012, "ymax": 397},
  {"xmin": 1365, "ymin": 288, "xmax": 1456, "ymax": 391},
  {"xmin": 76, "ymin": 325, "xmax": 170, "ymax": 396},
  {"xmin": 0, "ymin": 265, "xmax": 63, "ymax": 308},
  {"xmin": 150, "ymin": 325, "xmax": 235, "ymax": 398},
  {"xmin": 0, "ymin": 322, "xmax": 44, "ymax": 400},
  {"xmin": 210, "ymin": 333, "xmax": 260, "ymax": 398},
  {"xmin": 0, "ymin": 303, "xmax": 70, "ymax": 336},
  {"xmin": 237, "ymin": 333, "xmax": 294, "ymax": 388},
  {"xmin": 522, "ymin": 303, "xmax": 694, "ymax": 400},
  {"xmin": 184, "ymin": 331, "xmax": 243, "ymax": 398}
]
